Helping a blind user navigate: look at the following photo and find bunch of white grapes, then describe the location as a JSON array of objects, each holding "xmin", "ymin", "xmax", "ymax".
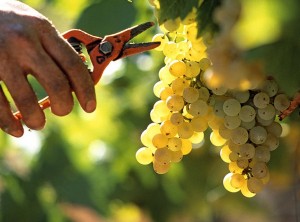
[
  {"xmin": 137, "ymin": 0, "xmax": 291, "ymax": 197},
  {"xmin": 205, "ymin": 0, "xmax": 265, "ymax": 90}
]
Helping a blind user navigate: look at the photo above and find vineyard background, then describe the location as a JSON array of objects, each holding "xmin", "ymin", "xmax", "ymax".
[{"xmin": 0, "ymin": 0, "xmax": 299, "ymax": 221}]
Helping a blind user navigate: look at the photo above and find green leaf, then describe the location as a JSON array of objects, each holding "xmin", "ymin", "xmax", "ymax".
[
  {"xmin": 196, "ymin": 0, "xmax": 221, "ymax": 36},
  {"xmin": 157, "ymin": 0, "xmax": 199, "ymax": 24}
]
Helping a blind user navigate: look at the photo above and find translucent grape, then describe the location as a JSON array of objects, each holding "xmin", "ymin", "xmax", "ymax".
[
  {"xmin": 223, "ymin": 98, "xmax": 241, "ymax": 116},
  {"xmin": 229, "ymin": 161, "xmax": 244, "ymax": 174},
  {"xmin": 236, "ymin": 158, "xmax": 249, "ymax": 169},
  {"xmin": 152, "ymin": 33, "xmax": 168, "ymax": 51},
  {"xmin": 231, "ymin": 127, "xmax": 248, "ymax": 145},
  {"xmin": 170, "ymin": 112, "xmax": 184, "ymax": 126},
  {"xmin": 224, "ymin": 115, "xmax": 241, "ymax": 129},
  {"xmin": 252, "ymin": 162, "xmax": 268, "ymax": 179},
  {"xmin": 210, "ymin": 130, "xmax": 227, "ymax": 146},
  {"xmin": 247, "ymin": 177, "xmax": 264, "ymax": 194},
  {"xmin": 167, "ymin": 137, "xmax": 182, "ymax": 151},
  {"xmin": 178, "ymin": 122, "xmax": 194, "ymax": 139},
  {"xmin": 253, "ymin": 92, "xmax": 270, "ymax": 109},
  {"xmin": 163, "ymin": 18, "xmax": 180, "ymax": 32},
  {"xmin": 220, "ymin": 145, "xmax": 231, "ymax": 163},
  {"xmin": 171, "ymin": 78, "xmax": 190, "ymax": 96},
  {"xmin": 181, "ymin": 139, "xmax": 193, "ymax": 155},
  {"xmin": 249, "ymin": 126, "xmax": 267, "ymax": 145},
  {"xmin": 183, "ymin": 87, "xmax": 199, "ymax": 103},
  {"xmin": 169, "ymin": 60, "xmax": 186, "ymax": 77},
  {"xmin": 171, "ymin": 150, "xmax": 183, "ymax": 163},
  {"xmin": 241, "ymin": 183, "xmax": 256, "ymax": 198},
  {"xmin": 136, "ymin": 147, "xmax": 153, "ymax": 165},
  {"xmin": 274, "ymin": 94, "xmax": 290, "ymax": 112},
  {"xmin": 198, "ymin": 87, "xmax": 210, "ymax": 101},
  {"xmin": 239, "ymin": 143, "xmax": 255, "ymax": 159},
  {"xmin": 191, "ymin": 116, "xmax": 208, "ymax": 132},
  {"xmin": 230, "ymin": 173, "xmax": 246, "ymax": 189},
  {"xmin": 263, "ymin": 133, "xmax": 279, "ymax": 151},
  {"xmin": 239, "ymin": 105, "xmax": 256, "ymax": 122},
  {"xmin": 152, "ymin": 133, "xmax": 168, "ymax": 148},
  {"xmin": 159, "ymin": 87, "xmax": 174, "ymax": 100},
  {"xmin": 185, "ymin": 61, "xmax": 201, "ymax": 77},
  {"xmin": 153, "ymin": 160, "xmax": 170, "ymax": 174},
  {"xmin": 231, "ymin": 90, "xmax": 250, "ymax": 103},
  {"xmin": 266, "ymin": 122, "xmax": 282, "ymax": 137},
  {"xmin": 159, "ymin": 65, "xmax": 177, "ymax": 84},
  {"xmin": 163, "ymin": 41, "xmax": 178, "ymax": 58},
  {"xmin": 160, "ymin": 120, "xmax": 178, "ymax": 138},
  {"xmin": 262, "ymin": 79, "xmax": 278, "ymax": 97},
  {"xmin": 254, "ymin": 146, "xmax": 271, "ymax": 162},
  {"xmin": 153, "ymin": 81, "xmax": 167, "ymax": 98},
  {"xmin": 223, "ymin": 173, "xmax": 240, "ymax": 192},
  {"xmin": 166, "ymin": 95, "xmax": 185, "ymax": 111},
  {"xmin": 219, "ymin": 124, "xmax": 232, "ymax": 139},
  {"xmin": 190, "ymin": 132, "xmax": 204, "ymax": 144},
  {"xmin": 199, "ymin": 57, "xmax": 211, "ymax": 70},
  {"xmin": 240, "ymin": 119, "xmax": 256, "ymax": 130},
  {"xmin": 154, "ymin": 148, "xmax": 172, "ymax": 164},
  {"xmin": 188, "ymin": 99, "xmax": 208, "ymax": 116},
  {"xmin": 257, "ymin": 104, "xmax": 276, "ymax": 121}
]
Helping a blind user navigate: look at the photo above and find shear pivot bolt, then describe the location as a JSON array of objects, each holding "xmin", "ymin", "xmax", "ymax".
[{"xmin": 99, "ymin": 41, "xmax": 112, "ymax": 54}]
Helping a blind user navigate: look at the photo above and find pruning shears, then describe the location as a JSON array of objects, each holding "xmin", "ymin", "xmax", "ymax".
[{"xmin": 14, "ymin": 22, "xmax": 159, "ymax": 119}]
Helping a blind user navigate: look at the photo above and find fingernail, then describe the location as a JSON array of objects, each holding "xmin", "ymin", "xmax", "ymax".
[{"xmin": 85, "ymin": 100, "xmax": 96, "ymax": 113}]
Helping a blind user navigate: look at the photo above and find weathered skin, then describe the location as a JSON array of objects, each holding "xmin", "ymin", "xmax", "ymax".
[{"xmin": 0, "ymin": 0, "xmax": 96, "ymax": 137}]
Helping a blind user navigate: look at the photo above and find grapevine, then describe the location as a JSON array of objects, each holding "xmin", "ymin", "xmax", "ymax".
[{"xmin": 136, "ymin": 0, "xmax": 292, "ymax": 198}]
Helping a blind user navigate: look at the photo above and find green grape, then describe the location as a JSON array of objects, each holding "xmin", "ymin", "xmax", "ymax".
[
  {"xmin": 224, "ymin": 115, "xmax": 241, "ymax": 129},
  {"xmin": 190, "ymin": 132, "xmax": 204, "ymax": 144},
  {"xmin": 136, "ymin": 147, "xmax": 153, "ymax": 165},
  {"xmin": 183, "ymin": 87, "xmax": 199, "ymax": 103},
  {"xmin": 186, "ymin": 25, "xmax": 198, "ymax": 41},
  {"xmin": 154, "ymin": 147, "xmax": 172, "ymax": 164},
  {"xmin": 160, "ymin": 87, "xmax": 174, "ymax": 100},
  {"xmin": 230, "ymin": 173, "xmax": 246, "ymax": 189},
  {"xmin": 247, "ymin": 177, "xmax": 264, "ymax": 194},
  {"xmin": 249, "ymin": 126, "xmax": 267, "ymax": 145},
  {"xmin": 163, "ymin": 18, "xmax": 180, "ymax": 32},
  {"xmin": 153, "ymin": 81, "xmax": 167, "ymax": 98},
  {"xmin": 229, "ymin": 152, "xmax": 239, "ymax": 162},
  {"xmin": 240, "ymin": 119, "xmax": 256, "ymax": 130},
  {"xmin": 263, "ymin": 133, "xmax": 279, "ymax": 151},
  {"xmin": 274, "ymin": 94, "xmax": 290, "ymax": 112},
  {"xmin": 241, "ymin": 182, "xmax": 256, "ymax": 198},
  {"xmin": 256, "ymin": 114, "xmax": 273, "ymax": 127},
  {"xmin": 188, "ymin": 99, "xmax": 208, "ymax": 116},
  {"xmin": 266, "ymin": 122, "xmax": 282, "ymax": 137},
  {"xmin": 223, "ymin": 98, "xmax": 241, "ymax": 116},
  {"xmin": 141, "ymin": 123, "xmax": 160, "ymax": 147},
  {"xmin": 163, "ymin": 41, "xmax": 178, "ymax": 58},
  {"xmin": 191, "ymin": 116, "xmax": 208, "ymax": 132},
  {"xmin": 220, "ymin": 145, "xmax": 232, "ymax": 163},
  {"xmin": 210, "ymin": 130, "xmax": 227, "ymax": 146},
  {"xmin": 236, "ymin": 158, "xmax": 249, "ymax": 169},
  {"xmin": 172, "ymin": 77, "xmax": 190, "ymax": 96},
  {"xmin": 253, "ymin": 92, "xmax": 270, "ymax": 109},
  {"xmin": 171, "ymin": 150, "xmax": 183, "ymax": 163},
  {"xmin": 152, "ymin": 133, "xmax": 168, "ymax": 149},
  {"xmin": 198, "ymin": 87, "xmax": 210, "ymax": 101},
  {"xmin": 213, "ymin": 99, "xmax": 226, "ymax": 117},
  {"xmin": 159, "ymin": 65, "xmax": 177, "ymax": 84},
  {"xmin": 227, "ymin": 140, "xmax": 241, "ymax": 153},
  {"xmin": 208, "ymin": 116, "xmax": 224, "ymax": 130},
  {"xmin": 223, "ymin": 173, "xmax": 240, "ymax": 192},
  {"xmin": 170, "ymin": 112, "xmax": 184, "ymax": 126},
  {"xmin": 262, "ymin": 79, "xmax": 278, "ymax": 97},
  {"xmin": 166, "ymin": 95, "xmax": 185, "ymax": 112},
  {"xmin": 231, "ymin": 90, "xmax": 250, "ymax": 103},
  {"xmin": 152, "ymin": 33, "xmax": 168, "ymax": 51},
  {"xmin": 252, "ymin": 162, "xmax": 268, "ymax": 179},
  {"xmin": 239, "ymin": 105, "xmax": 256, "ymax": 122},
  {"xmin": 153, "ymin": 100, "xmax": 169, "ymax": 117},
  {"xmin": 153, "ymin": 160, "xmax": 170, "ymax": 174},
  {"xmin": 219, "ymin": 124, "xmax": 232, "ymax": 139},
  {"xmin": 160, "ymin": 120, "xmax": 178, "ymax": 138},
  {"xmin": 181, "ymin": 139, "xmax": 193, "ymax": 155},
  {"xmin": 167, "ymin": 137, "xmax": 182, "ymax": 151},
  {"xmin": 257, "ymin": 104, "xmax": 276, "ymax": 121},
  {"xmin": 211, "ymin": 86, "xmax": 228, "ymax": 96},
  {"xmin": 178, "ymin": 122, "xmax": 194, "ymax": 139},
  {"xmin": 199, "ymin": 57, "xmax": 211, "ymax": 71},
  {"xmin": 229, "ymin": 161, "xmax": 244, "ymax": 174},
  {"xmin": 231, "ymin": 127, "xmax": 248, "ymax": 145},
  {"xmin": 168, "ymin": 60, "xmax": 186, "ymax": 77},
  {"xmin": 239, "ymin": 143, "xmax": 255, "ymax": 159},
  {"xmin": 185, "ymin": 61, "xmax": 201, "ymax": 77},
  {"xmin": 254, "ymin": 145, "xmax": 270, "ymax": 162}
]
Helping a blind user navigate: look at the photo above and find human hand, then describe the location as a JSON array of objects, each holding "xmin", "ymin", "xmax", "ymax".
[{"xmin": 0, "ymin": 0, "xmax": 96, "ymax": 137}]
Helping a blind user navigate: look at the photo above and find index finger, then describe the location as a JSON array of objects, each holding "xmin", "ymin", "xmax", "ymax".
[{"xmin": 40, "ymin": 27, "xmax": 96, "ymax": 113}]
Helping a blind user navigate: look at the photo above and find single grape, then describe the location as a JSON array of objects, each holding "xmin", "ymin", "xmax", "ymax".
[
  {"xmin": 247, "ymin": 177, "xmax": 264, "ymax": 194},
  {"xmin": 188, "ymin": 99, "xmax": 209, "ymax": 116},
  {"xmin": 136, "ymin": 147, "xmax": 153, "ymax": 165},
  {"xmin": 170, "ymin": 112, "xmax": 184, "ymax": 126},
  {"xmin": 230, "ymin": 173, "xmax": 246, "ymax": 189},
  {"xmin": 167, "ymin": 137, "xmax": 182, "ymax": 151},
  {"xmin": 263, "ymin": 133, "xmax": 279, "ymax": 151},
  {"xmin": 171, "ymin": 150, "xmax": 183, "ymax": 163},
  {"xmin": 262, "ymin": 79, "xmax": 278, "ymax": 97},
  {"xmin": 153, "ymin": 160, "xmax": 171, "ymax": 174},
  {"xmin": 198, "ymin": 87, "xmax": 210, "ymax": 101},
  {"xmin": 223, "ymin": 173, "xmax": 240, "ymax": 192},
  {"xmin": 154, "ymin": 148, "xmax": 172, "ymax": 164},
  {"xmin": 210, "ymin": 130, "xmax": 227, "ymax": 146},
  {"xmin": 224, "ymin": 115, "xmax": 241, "ymax": 129},
  {"xmin": 163, "ymin": 18, "xmax": 180, "ymax": 32},
  {"xmin": 190, "ymin": 132, "xmax": 204, "ymax": 144},
  {"xmin": 239, "ymin": 105, "xmax": 256, "ymax": 122},
  {"xmin": 257, "ymin": 104, "xmax": 276, "ymax": 121},
  {"xmin": 181, "ymin": 139, "xmax": 193, "ymax": 155},
  {"xmin": 185, "ymin": 61, "xmax": 201, "ymax": 77},
  {"xmin": 178, "ymin": 122, "xmax": 194, "ymax": 139},
  {"xmin": 266, "ymin": 122, "xmax": 282, "ymax": 137},
  {"xmin": 163, "ymin": 41, "xmax": 178, "ymax": 58},
  {"xmin": 239, "ymin": 143, "xmax": 255, "ymax": 159},
  {"xmin": 253, "ymin": 92, "xmax": 270, "ymax": 109},
  {"xmin": 223, "ymin": 98, "xmax": 241, "ymax": 116},
  {"xmin": 153, "ymin": 81, "xmax": 167, "ymax": 98},
  {"xmin": 231, "ymin": 127, "xmax": 249, "ymax": 145},
  {"xmin": 171, "ymin": 77, "xmax": 190, "ymax": 96},
  {"xmin": 169, "ymin": 60, "xmax": 186, "ymax": 77},
  {"xmin": 252, "ymin": 162, "xmax": 268, "ymax": 179},
  {"xmin": 249, "ymin": 126, "xmax": 267, "ymax": 145},
  {"xmin": 160, "ymin": 120, "xmax": 178, "ymax": 138},
  {"xmin": 160, "ymin": 87, "xmax": 174, "ymax": 100},
  {"xmin": 231, "ymin": 90, "xmax": 250, "ymax": 103},
  {"xmin": 183, "ymin": 87, "xmax": 199, "ymax": 103},
  {"xmin": 152, "ymin": 133, "xmax": 168, "ymax": 149},
  {"xmin": 254, "ymin": 145, "xmax": 271, "ymax": 162},
  {"xmin": 191, "ymin": 116, "xmax": 208, "ymax": 132},
  {"xmin": 166, "ymin": 95, "xmax": 185, "ymax": 111},
  {"xmin": 274, "ymin": 94, "xmax": 290, "ymax": 112}
]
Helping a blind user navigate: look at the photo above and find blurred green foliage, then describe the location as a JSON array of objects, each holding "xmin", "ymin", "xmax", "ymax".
[{"xmin": 0, "ymin": 0, "xmax": 299, "ymax": 222}]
